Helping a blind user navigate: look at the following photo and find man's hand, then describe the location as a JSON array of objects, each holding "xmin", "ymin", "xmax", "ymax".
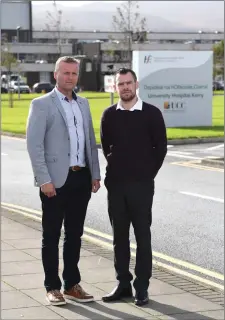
[
  {"xmin": 92, "ymin": 180, "xmax": 101, "ymax": 193},
  {"xmin": 41, "ymin": 183, "xmax": 56, "ymax": 198}
]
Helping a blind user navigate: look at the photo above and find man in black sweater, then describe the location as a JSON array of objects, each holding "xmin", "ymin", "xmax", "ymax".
[{"xmin": 100, "ymin": 68, "xmax": 167, "ymax": 306}]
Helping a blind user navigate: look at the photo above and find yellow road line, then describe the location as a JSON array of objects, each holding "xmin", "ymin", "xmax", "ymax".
[
  {"xmin": 1, "ymin": 203, "xmax": 41, "ymax": 215},
  {"xmin": 1, "ymin": 204, "xmax": 223, "ymax": 292},
  {"xmin": 171, "ymin": 161, "xmax": 224, "ymax": 172},
  {"xmin": 1, "ymin": 202, "xmax": 224, "ymax": 282},
  {"xmin": 1, "ymin": 205, "xmax": 41, "ymax": 222}
]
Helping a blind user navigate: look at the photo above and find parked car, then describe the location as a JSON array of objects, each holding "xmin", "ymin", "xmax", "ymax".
[
  {"xmin": 1, "ymin": 73, "xmax": 22, "ymax": 84},
  {"xmin": 1, "ymin": 86, "xmax": 8, "ymax": 93},
  {"xmin": 74, "ymin": 86, "xmax": 79, "ymax": 93},
  {"xmin": 35, "ymin": 60, "xmax": 48, "ymax": 64},
  {"xmin": 9, "ymin": 81, "xmax": 30, "ymax": 93},
  {"xmin": 213, "ymin": 80, "xmax": 224, "ymax": 91},
  {"xmin": 33, "ymin": 82, "xmax": 54, "ymax": 93}
]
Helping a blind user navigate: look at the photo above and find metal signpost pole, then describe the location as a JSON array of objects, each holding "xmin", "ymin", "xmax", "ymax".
[
  {"xmin": 110, "ymin": 92, "xmax": 114, "ymax": 105},
  {"xmin": 16, "ymin": 26, "xmax": 21, "ymax": 99}
]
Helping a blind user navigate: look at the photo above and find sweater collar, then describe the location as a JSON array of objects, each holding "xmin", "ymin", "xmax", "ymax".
[{"xmin": 116, "ymin": 97, "xmax": 143, "ymax": 111}]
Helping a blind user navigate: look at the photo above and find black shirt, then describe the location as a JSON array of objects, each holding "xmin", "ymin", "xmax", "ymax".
[{"xmin": 100, "ymin": 102, "xmax": 167, "ymax": 182}]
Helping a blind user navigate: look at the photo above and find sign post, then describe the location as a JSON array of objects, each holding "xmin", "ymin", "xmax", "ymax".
[
  {"xmin": 110, "ymin": 92, "xmax": 114, "ymax": 105},
  {"xmin": 104, "ymin": 75, "xmax": 115, "ymax": 105}
]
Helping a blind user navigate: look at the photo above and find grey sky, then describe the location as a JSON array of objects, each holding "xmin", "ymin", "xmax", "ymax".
[{"xmin": 32, "ymin": 1, "xmax": 224, "ymax": 31}]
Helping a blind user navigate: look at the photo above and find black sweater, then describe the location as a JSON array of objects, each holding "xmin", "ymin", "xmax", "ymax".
[{"xmin": 100, "ymin": 102, "xmax": 167, "ymax": 182}]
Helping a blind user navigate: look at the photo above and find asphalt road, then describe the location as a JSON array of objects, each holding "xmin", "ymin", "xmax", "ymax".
[{"xmin": 1, "ymin": 137, "xmax": 224, "ymax": 279}]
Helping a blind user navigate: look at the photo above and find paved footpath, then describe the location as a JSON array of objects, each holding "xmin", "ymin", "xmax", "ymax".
[{"xmin": 1, "ymin": 208, "xmax": 224, "ymax": 320}]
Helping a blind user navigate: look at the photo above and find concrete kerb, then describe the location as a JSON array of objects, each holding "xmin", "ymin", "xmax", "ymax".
[
  {"xmin": 167, "ymin": 137, "xmax": 224, "ymax": 145},
  {"xmin": 2, "ymin": 132, "xmax": 27, "ymax": 139},
  {"xmin": 1, "ymin": 131, "xmax": 224, "ymax": 146}
]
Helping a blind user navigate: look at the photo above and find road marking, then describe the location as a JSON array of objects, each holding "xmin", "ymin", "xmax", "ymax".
[
  {"xmin": 1, "ymin": 203, "xmax": 41, "ymax": 215},
  {"xmin": 206, "ymin": 144, "xmax": 224, "ymax": 151},
  {"xmin": 180, "ymin": 191, "xmax": 224, "ymax": 203},
  {"xmin": 1, "ymin": 202, "xmax": 224, "ymax": 283},
  {"xmin": 168, "ymin": 151, "xmax": 193, "ymax": 155},
  {"xmin": 167, "ymin": 145, "xmax": 174, "ymax": 148},
  {"xmin": 1, "ymin": 153, "xmax": 8, "ymax": 156},
  {"xmin": 1, "ymin": 205, "xmax": 42, "ymax": 222},
  {"xmin": 167, "ymin": 152, "xmax": 202, "ymax": 160},
  {"xmin": 171, "ymin": 161, "xmax": 224, "ymax": 172}
]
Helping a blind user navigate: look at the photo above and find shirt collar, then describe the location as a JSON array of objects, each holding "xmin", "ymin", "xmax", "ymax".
[
  {"xmin": 116, "ymin": 97, "xmax": 143, "ymax": 111},
  {"xmin": 55, "ymin": 86, "xmax": 77, "ymax": 102}
]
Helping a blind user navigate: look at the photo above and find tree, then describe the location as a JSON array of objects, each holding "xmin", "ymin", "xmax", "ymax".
[
  {"xmin": 213, "ymin": 40, "xmax": 224, "ymax": 78},
  {"xmin": 1, "ymin": 34, "xmax": 18, "ymax": 107},
  {"xmin": 112, "ymin": 1, "xmax": 147, "ymax": 67},
  {"xmin": 45, "ymin": 1, "xmax": 74, "ymax": 58}
]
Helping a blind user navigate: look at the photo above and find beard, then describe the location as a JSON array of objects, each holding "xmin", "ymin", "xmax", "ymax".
[{"xmin": 120, "ymin": 91, "xmax": 136, "ymax": 102}]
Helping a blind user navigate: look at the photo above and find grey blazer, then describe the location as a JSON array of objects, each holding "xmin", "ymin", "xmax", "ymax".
[{"xmin": 26, "ymin": 89, "xmax": 101, "ymax": 188}]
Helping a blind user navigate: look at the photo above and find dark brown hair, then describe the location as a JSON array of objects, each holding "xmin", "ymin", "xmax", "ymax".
[{"xmin": 115, "ymin": 68, "xmax": 137, "ymax": 82}]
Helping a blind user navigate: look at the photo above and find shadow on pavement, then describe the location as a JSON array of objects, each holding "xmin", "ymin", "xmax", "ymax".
[
  {"xmin": 141, "ymin": 299, "xmax": 219, "ymax": 320},
  {"xmin": 56, "ymin": 298, "xmax": 220, "ymax": 320},
  {"xmin": 57, "ymin": 300, "xmax": 149, "ymax": 319}
]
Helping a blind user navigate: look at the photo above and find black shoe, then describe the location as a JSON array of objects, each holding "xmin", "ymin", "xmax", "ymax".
[
  {"xmin": 134, "ymin": 291, "xmax": 149, "ymax": 306},
  {"xmin": 102, "ymin": 284, "xmax": 133, "ymax": 302}
]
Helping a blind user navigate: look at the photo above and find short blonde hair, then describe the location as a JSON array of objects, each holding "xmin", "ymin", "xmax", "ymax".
[{"xmin": 54, "ymin": 56, "xmax": 80, "ymax": 72}]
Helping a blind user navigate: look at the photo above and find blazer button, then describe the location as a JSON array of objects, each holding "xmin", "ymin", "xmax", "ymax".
[
  {"xmin": 68, "ymin": 137, "xmax": 70, "ymax": 140},
  {"xmin": 68, "ymin": 153, "xmax": 70, "ymax": 156}
]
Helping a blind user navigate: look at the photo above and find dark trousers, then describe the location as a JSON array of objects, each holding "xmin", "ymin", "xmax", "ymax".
[
  {"xmin": 106, "ymin": 179, "xmax": 154, "ymax": 292},
  {"xmin": 40, "ymin": 168, "xmax": 92, "ymax": 292}
]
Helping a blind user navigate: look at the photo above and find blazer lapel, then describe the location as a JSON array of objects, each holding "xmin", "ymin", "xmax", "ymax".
[
  {"xmin": 51, "ymin": 90, "xmax": 69, "ymax": 131},
  {"xmin": 76, "ymin": 97, "xmax": 90, "ymax": 162},
  {"xmin": 76, "ymin": 97, "xmax": 89, "ymax": 135}
]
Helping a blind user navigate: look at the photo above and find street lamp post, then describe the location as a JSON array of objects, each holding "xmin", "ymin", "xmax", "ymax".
[
  {"xmin": 198, "ymin": 30, "xmax": 202, "ymax": 44},
  {"xmin": 16, "ymin": 26, "xmax": 21, "ymax": 99},
  {"xmin": 3, "ymin": 47, "xmax": 13, "ymax": 108},
  {"xmin": 128, "ymin": 31, "xmax": 132, "ymax": 68}
]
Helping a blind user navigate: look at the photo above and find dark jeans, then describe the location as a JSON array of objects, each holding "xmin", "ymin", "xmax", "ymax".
[
  {"xmin": 40, "ymin": 168, "xmax": 92, "ymax": 292},
  {"xmin": 105, "ymin": 178, "xmax": 154, "ymax": 292}
]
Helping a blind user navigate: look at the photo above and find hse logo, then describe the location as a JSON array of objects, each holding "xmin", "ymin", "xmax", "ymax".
[
  {"xmin": 164, "ymin": 101, "xmax": 186, "ymax": 111},
  {"xmin": 144, "ymin": 55, "xmax": 153, "ymax": 63}
]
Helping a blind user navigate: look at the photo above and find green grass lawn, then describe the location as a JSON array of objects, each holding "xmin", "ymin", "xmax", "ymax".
[{"xmin": 1, "ymin": 92, "xmax": 224, "ymax": 144}]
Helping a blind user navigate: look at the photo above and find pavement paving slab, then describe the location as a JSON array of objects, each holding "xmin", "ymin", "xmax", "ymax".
[{"xmin": 1, "ymin": 214, "xmax": 224, "ymax": 320}]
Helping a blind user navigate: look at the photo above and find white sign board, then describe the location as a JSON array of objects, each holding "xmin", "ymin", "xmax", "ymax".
[
  {"xmin": 104, "ymin": 75, "xmax": 115, "ymax": 93},
  {"xmin": 132, "ymin": 51, "xmax": 213, "ymax": 127}
]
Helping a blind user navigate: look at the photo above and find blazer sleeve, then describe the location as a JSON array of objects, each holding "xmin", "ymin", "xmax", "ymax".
[
  {"xmin": 86, "ymin": 99, "xmax": 101, "ymax": 181},
  {"xmin": 26, "ymin": 99, "xmax": 51, "ymax": 186}
]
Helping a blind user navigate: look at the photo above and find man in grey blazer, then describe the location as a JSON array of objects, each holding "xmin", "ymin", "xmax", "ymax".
[{"xmin": 26, "ymin": 56, "xmax": 101, "ymax": 306}]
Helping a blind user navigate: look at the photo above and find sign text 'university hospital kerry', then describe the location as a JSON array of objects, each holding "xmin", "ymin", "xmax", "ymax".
[{"xmin": 145, "ymin": 84, "xmax": 208, "ymax": 99}]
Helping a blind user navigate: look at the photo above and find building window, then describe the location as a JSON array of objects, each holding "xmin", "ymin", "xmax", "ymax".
[{"xmin": 12, "ymin": 36, "xmax": 17, "ymax": 43}]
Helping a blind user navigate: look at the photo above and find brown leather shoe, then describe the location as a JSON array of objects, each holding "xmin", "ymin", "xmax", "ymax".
[
  {"xmin": 64, "ymin": 284, "xmax": 94, "ymax": 303},
  {"xmin": 46, "ymin": 290, "xmax": 66, "ymax": 306}
]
